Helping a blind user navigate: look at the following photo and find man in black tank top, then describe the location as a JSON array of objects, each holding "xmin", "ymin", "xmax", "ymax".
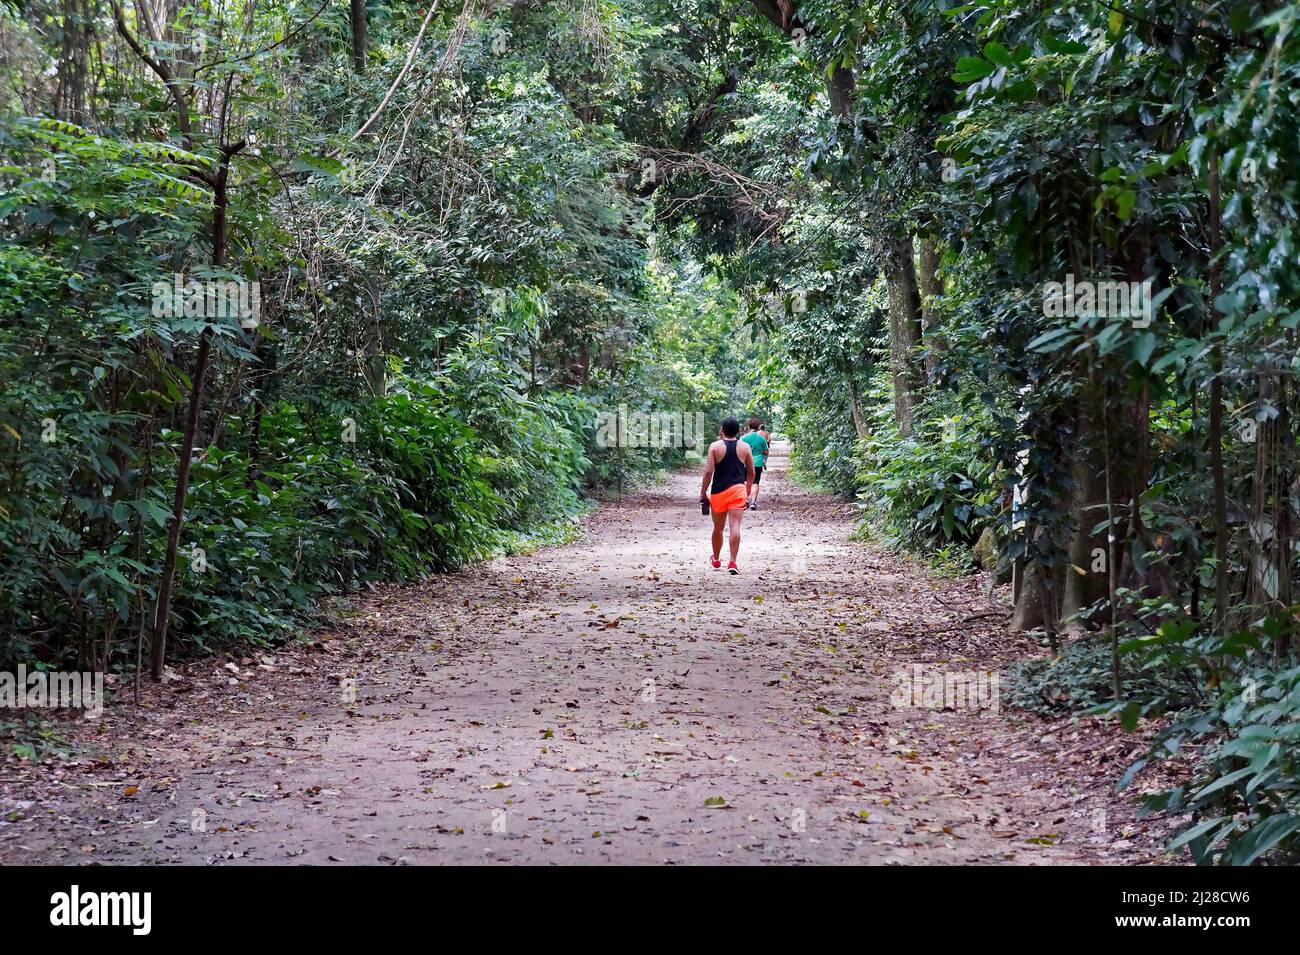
[{"xmin": 698, "ymin": 416, "xmax": 755, "ymax": 574}]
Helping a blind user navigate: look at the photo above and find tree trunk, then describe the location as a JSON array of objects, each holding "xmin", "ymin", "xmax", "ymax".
[
  {"xmin": 1247, "ymin": 369, "xmax": 1292, "ymax": 654},
  {"xmin": 748, "ymin": 1, "xmax": 855, "ymax": 120},
  {"xmin": 55, "ymin": 0, "xmax": 92, "ymax": 122},
  {"xmin": 1060, "ymin": 375, "xmax": 1150, "ymax": 631},
  {"xmin": 572, "ymin": 346, "xmax": 590, "ymax": 387},
  {"xmin": 845, "ymin": 369, "xmax": 868, "ymax": 441},
  {"xmin": 1277, "ymin": 364, "xmax": 1293, "ymax": 657},
  {"xmin": 1208, "ymin": 136, "xmax": 1229, "ymax": 632},
  {"xmin": 826, "ymin": 64, "xmax": 855, "ymax": 118},
  {"xmin": 363, "ymin": 314, "xmax": 386, "ymax": 396},
  {"xmin": 1060, "ymin": 399, "xmax": 1110, "ymax": 630},
  {"xmin": 1009, "ymin": 550, "xmax": 1063, "ymax": 649},
  {"xmin": 350, "ymin": 0, "xmax": 368, "ymax": 73},
  {"xmin": 151, "ymin": 144, "xmax": 242, "ymax": 680},
  {"xmin": 1009, "ymin": 559, "xmax": 1047, "ymax": 632},
  {"xmin": 1104, "ymin": 379, "xmax": 1121, "ymax": 699},
  {"xmin": 918, "ymin": 238, "xmax": 942, "ymax": 382},
  {"xmin": 884, "ymin": 235, "xmax": 923, "ymax": 437}
]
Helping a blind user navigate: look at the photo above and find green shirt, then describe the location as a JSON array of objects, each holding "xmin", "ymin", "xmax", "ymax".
[{"xmin": 741, "ymin": 431, "xmax": 769, "ymax": 468}]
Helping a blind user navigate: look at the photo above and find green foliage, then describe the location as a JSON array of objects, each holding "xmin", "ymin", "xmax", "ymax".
[
  {"xmin": 7, "ymin": 0, "xmax": 1300, "ymax": 869},
  {"xmin": 0, "ymin": 0, "xmax": 740, "ymax": 673},
  {"xmin": 1151, "ymin": 662, "xmax": 1300, "ymax": 866},
  {"xmin": 0, "ymin": 713, "xmax": 69, "ymax": 764},
  {"xmin": 1116, "ymin": 616, "xmax": 1300, "ymax": 865},
  {"xmin": 678, "ymin": 0, "xmax": 1300, "ymax": 865},
  {"xmin": 857, "ymin": 389, "xmax": 998, "ymax": 555},
  {"xmin": 1007, "ymin": 634, "xmax": 1201, "ymax": 719},
  {"xmin": 786, "ymin": 395, "xmax": 860, "ymax": 496}
]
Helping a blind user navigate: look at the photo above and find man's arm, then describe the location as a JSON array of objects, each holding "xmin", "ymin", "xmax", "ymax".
[
  {"xmin": 743, "ymin": 443, "xmax": 755, "ymax": 496},
  {"xmin": 700, "ymin": 443, "xmax": 716, "ymax": 500}
]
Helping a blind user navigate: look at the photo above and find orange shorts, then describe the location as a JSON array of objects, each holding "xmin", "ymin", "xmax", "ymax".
[{"xmin": 709, "ymin": 483, "xmax": 748, "ymax": 513}]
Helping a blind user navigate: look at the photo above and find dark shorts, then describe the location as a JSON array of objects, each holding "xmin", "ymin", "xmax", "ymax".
[{"xmin": 753, "ymin": 466, "xmax": 763, "ymax": 484}]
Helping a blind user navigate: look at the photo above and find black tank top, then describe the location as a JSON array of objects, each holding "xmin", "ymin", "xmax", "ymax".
[{"xmin": 711, "ymin": 439, "xmax": 746, "ymax": 493}]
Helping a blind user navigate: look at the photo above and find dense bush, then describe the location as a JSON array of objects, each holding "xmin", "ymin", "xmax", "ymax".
[
  {"xmin": 1109, "ymin": 617, "xmax": 1300, "ymax": 865},
  {"xmin": 1150, "ymin": 661, "xmax": 1300, "ymax": 865},
  {"xmin": 1006, "ymin": 634, "xmax": 1201, "ymax": 718},
  {"xmin": 856, "ymin": 387, "xmax": 998, "ymax": 558},
  {"xmin": 0, "ymin": 365, "xmax": 579, "ymax": 666},
  {"xmin": 0, "ymin": 10, "xmax": 741, "ymax": 674}
]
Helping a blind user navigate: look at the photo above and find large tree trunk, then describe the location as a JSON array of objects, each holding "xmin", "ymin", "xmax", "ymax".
[
  {"xmin": 1247, "ymin": 370, "xmax": 1292, "ymax": 651},
  {"xmin": 884, "ymin": 235, "xmax": 923, "ymax": 437},
  {"xmin": 1060, "ymin": 433, "xmax": 1110, "ymax": 630},
  {"xmin": 1275, "ymin": 369, "xmax": 1293, "ymax": 658},
  {"xmin": 1060, "ymin": 376, "xmax": 1151, "ymax": 631},
  {"xmin": 571, "ymin": 346, "xmax": 591, "ymax": 387},
  {"xmin": 918, "ymin": 238, "xmax": 942, "ymax": 382},
  {"xmin": 1009, "ymin": 549, "xmax": 1063, "ymax": 650},
  {"xmin": 1009, "ymin": 559, "xmax": 1047, "ymax": 632},
  {"xmin": 1278, "ymin": 363, "xmax": 1294, "ymax": 658},
  {"xmin": 826, "ymin": 64, "xmax": 855, "ymax": 118},
  {"xmin": 350, "ymin": 0, "xmax": 368, "ymax": 73},
  {"xmin": 362, "ymin": 298, "xmax": 386, "ymax": 396},
  {"xmin": 54, "ymin": 0, "xmax": 93, "ymax": 122}
]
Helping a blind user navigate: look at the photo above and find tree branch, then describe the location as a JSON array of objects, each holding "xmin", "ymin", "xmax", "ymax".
[
  {"xmin": 111, "ymin": 0, "xmax": 196, "ymax": 149},
  {"xmin": 347, "ymin": 1, "xmax": 443, "ymax": 145}
]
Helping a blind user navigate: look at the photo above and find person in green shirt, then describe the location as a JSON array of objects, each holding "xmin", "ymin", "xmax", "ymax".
[{"xmin": 740, "ymin": 417, "xmax": 770, "ymax": 511}]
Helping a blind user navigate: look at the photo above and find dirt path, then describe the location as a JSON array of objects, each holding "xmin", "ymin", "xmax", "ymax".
[{"xmin": 0, "ymin": 447, "xmax": 1167, "ymax": 865}]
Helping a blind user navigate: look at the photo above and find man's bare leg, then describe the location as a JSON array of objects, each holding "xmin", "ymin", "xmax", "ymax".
[
  {"xmin": 728, "ymin": 508, "xmax": 743, "ymax": 562},
  {"xmin": 711, "ymin": 509, "xmax": 727, "ymax": 561}
]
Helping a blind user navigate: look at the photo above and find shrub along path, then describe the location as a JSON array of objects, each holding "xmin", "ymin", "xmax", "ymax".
[{"xmin": 0, "ymin": 446, "xmax": 1174, "ymax": 864}]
